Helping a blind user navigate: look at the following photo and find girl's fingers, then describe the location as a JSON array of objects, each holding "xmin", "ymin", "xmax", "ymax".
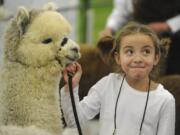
[
  {"xmin": 75, "ymin": 62, "xmax": 82, "ymax": 71},
  {"xmin": 63, "ymin": 68, "xmax": 68, "ymax": 83},
  {"xmin": 63, "ymin": 62, "xmax": 82, "ymax": 89},
  {"xmin": 63, "ymin": 63, "xmax": 77, "ymax": 83},
  {"xmin": 66, "ymin": 63, "xmax": 77, "ymax": 74}
]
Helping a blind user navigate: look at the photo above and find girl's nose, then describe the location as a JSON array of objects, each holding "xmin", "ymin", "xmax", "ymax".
[{"xmin": 133, "ymin": 54, "xmax": 143, "ymax": 63}]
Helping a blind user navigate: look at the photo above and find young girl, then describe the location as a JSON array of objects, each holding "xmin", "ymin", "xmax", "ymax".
[{"xmin": 61, "ymin": 22, "xmax": 175, "ymax": 135}]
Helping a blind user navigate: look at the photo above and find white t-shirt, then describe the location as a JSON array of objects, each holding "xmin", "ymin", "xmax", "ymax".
[
  {"xmin": 106, "ymin": 0, "xmax": 180, "ymax": 33},
  {"xmin": 61, "ymin": 73, "xmax": 175, "ymax": 135}
]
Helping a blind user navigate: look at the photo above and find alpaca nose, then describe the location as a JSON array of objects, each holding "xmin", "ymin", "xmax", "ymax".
[
  {"xmin": 68, "ymin": 38, "xmax": 80, "ymax": 52},
  {"xmin": 71, "ymin": 47, "xmax": 79, "ymax": 53}
]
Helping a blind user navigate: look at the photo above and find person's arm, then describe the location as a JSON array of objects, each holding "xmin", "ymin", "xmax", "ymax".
[
  {"xmin": 157, "ymin": 97, "xmax": 175, "ymax": 135},
  {"xmin": 106, "ymin": 0, "xmax": 133, "ymax": 32},
  {"xmin": 61, "ymin": 85, "xmax": 80, "ymax": 128},
  {"xmin": 148, "ymin": 22, "xmax": 171, "ymax": 34},
  {"xmin": 100, "ymin": 0, "xmax": 133, "ymax": 36},
  {"xmin": 61, "ymin": 63, "xmax": 101, "ymax": 127},
  {"xmin": 61, "ymin": 85, "xmax": 101, "ymax": 125},
  {"xmin": 166, "ymin": 15, "xmax": 180, "ymax": 33},
  {"xmin": 148, "ymin": 15, "xmax": 180, "ymax": 34}
]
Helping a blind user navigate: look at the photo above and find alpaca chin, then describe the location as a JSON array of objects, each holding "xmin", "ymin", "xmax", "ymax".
[{"xmin": 62, "ymin": 128, "xmax": 79, "ymax": 135}]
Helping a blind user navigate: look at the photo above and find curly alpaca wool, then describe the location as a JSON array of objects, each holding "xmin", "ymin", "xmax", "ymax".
[{"xmin": 0, "ymin": 3, "xmax": 80, "ymax": 135}]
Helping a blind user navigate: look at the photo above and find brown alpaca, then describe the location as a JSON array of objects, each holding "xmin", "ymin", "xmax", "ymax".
[{"xmin": 158, "ymin": 75, "xmax": 180, "ymax": 135}]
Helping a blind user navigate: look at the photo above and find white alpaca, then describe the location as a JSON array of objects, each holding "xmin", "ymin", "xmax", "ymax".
[{"xmin": 0, "ymin": 3, "xmax": 80, "ymax": 135}]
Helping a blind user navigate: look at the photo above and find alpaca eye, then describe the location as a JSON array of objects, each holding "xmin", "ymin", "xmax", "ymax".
[
  {"xmin": 61, "ymin": 37, "xmax": 68, "ymax": 46},
  {"xmin": 42, "ymin": 38, "xmax": 52, "ymax": 44}
]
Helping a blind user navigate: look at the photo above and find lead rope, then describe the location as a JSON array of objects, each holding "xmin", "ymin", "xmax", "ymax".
[
  {"xmin": 113, "ymin": 75, "xmax": 151, "ymax": 135},
  {"xmin": 139, "ymin": 78, "xmax": 151, "ymax": 135},
  {"xmin": 68, "ymin": 72, "xmax": 83, "ymax": 135}
]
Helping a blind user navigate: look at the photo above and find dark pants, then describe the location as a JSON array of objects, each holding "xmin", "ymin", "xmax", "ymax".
[{"xmin": 166, "ymin": 31, "xmax": 180, "ymax": 75}]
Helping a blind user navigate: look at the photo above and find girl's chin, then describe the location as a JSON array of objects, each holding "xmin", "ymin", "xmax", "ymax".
[
  {"xmin": 125, "ymin": 69, "xmax": 149, "ymax": 79},
  {"xmin": 130, "ymin": 72, "xmax": 146, "ymax": 80}
]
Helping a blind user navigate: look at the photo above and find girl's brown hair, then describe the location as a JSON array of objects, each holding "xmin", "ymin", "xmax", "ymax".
[
  {"xmin": 113, "ymin": 21, "xmax": 161, "ymax": 56},
  {"xmin": 97, "ymin": 22, "xmax": 170, "ymax": 79}
]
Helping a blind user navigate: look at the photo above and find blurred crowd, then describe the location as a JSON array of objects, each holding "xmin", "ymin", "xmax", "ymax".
[{"xmin": 101, "ymin": 0, "xmax": 180, "ymax": 75}]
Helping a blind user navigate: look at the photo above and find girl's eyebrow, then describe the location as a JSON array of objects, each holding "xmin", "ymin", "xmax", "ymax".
[
  {"xmin": 143, "ymin": 45, "xmax": 153, "ymax": 49},
  {"xmin": 122, "ymin": 44, "xmax": 153, "ymax": 50},
  {"xmin": 122, "ymin": 45, "xmax": 133, "ymax": 49}
]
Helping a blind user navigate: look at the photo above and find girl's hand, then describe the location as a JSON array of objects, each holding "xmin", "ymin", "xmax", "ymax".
[
  {"xmin": 63, "ymin": 62, "xmax": 82, "ymax": 91},
  {"xmin": 99, "ymin": 28, "xmax": 113, "ymax": 38}
]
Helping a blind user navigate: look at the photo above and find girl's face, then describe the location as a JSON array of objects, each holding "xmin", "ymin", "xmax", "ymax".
[{"xmin": 115, "ymin": 33, "xmax": 159, "ymax": 81}]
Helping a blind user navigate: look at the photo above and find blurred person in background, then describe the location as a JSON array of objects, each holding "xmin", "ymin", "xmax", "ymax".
[{"xmin": 101, "ymin": 0, "xmax": 180, "ymax": 75}]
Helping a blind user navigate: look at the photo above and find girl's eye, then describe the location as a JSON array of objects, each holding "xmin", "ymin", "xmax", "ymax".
[
  {"xmin": 42, "ymin": 38, "xmax": 52, "ymax": 44},
  {"xmin": 143, "ymin": 49, "xmax": 151, "ymax": 55},
  {"xmin": 125, "ymin": 49, "xmax": 133, "ymax": 55}
]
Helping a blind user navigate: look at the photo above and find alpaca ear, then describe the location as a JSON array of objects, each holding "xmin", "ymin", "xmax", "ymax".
[
  {"xmin": 16, "ymin": 7, "xmax": 30, "ymax": 36},
  {"xmin": 97, "ymin": 36, "xmax": 116, "ymax": 65},
  {"xmin": 97, "ymin": 36, "xmax": 116, "ymax": 56},
  {"xmin": 42, "ymin": 2, "xmax": 57, "ymax": 11}
]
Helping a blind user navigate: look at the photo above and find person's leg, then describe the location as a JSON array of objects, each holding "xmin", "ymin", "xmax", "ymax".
[{"xmin": 166, "ymin": 31, "xmax": 180, "ymax": 75}]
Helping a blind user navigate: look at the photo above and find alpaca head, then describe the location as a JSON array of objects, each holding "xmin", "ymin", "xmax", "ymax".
[{"xmin": 4, "ymin": 3, "xmax": 81, "ymax": 68}]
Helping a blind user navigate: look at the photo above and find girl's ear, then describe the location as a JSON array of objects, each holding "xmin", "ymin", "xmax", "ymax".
[
  {"xmin": 154, "ymin": 54, "xmax": 160, "ymax": 66},
  {"xmin": 114, "ymin": 51, "xmax": 121, "ymax": 65}
]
